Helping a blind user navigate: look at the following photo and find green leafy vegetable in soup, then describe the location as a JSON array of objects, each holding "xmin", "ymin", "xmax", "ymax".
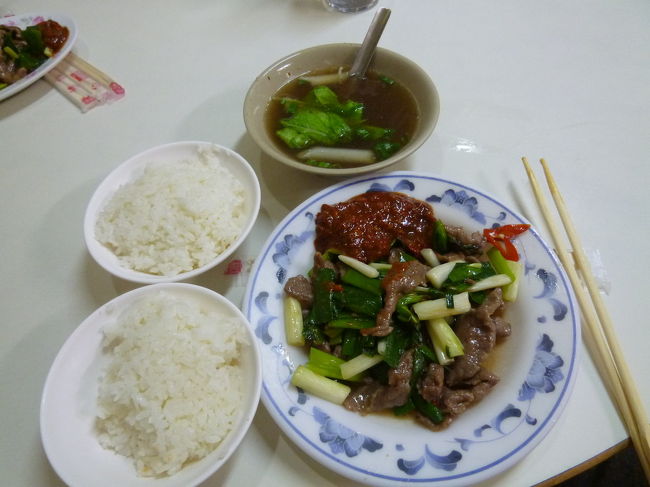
[{"xmin": 267, "ymin": 69, "xmax": 418, "ymax": 168}]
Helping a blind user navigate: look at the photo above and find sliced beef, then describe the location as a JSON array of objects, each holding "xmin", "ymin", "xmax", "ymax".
[
  {"xmin": 283, "ymin": 275, "xmax": 313, "ymax": 309},
  {"xmin": 283, "ymin": 251, "xmax": 340, "ymax": 310},
  {"xmin": 362, "ymin": 260, "xmax": 429, "ymax": 337},
  {"xmin": 0, "ymin": 59, "xmax": 27, "ymax": 84},
  {"xmin": 419, "ymin": 365, "xmax": 498, "ymax": 417},
  {"xmin": 387, "ymin": 247, "xmax": 403, "ymax": 264},
  {"xmin": 343, "ymin": 349, "xmax": 413, "ymax": 414},
  {"xmin": 313, "ymin": 251, "xmax": 337, "ymax": 275},
  {"xmin": 0, "ymin": 26, "xmax": 28, "ymax": 84},
  {"xmin": 442, "ymin": 368, "xmax": 499, "ymax": 415},
  {"xmin": 0, "ymin": 25, "xmax": 27, "ymax": 48},
  {"xmin": 388, "ymin": 348, "xmax": 414, "ymax": 390},
  {"xmin": 412, "ymin": 289, "xmax": 506, "ymax": 431},
  {"xmin": 445, "ymin": 288, "xmax": 506, "ymax": 386},
  {"xmin": 460, "ymin": 368, "xmax": 499, "ymax": 400},
  {"xmin": 436, "ymin": 224, "xmax": 488, "ymax": 263},
  {"xmin": 494, "ymin": 316, "xmax": 512, "ymax": 338},
  {"xmin": 419, "ymin": 363, "xmax": 445, "ymax": 404},
  {"xmin": 445, "ymin": 224, "xmax": 487, "ymax": 252},
  {"xmin": 438, "ymin": 251, "xmax": 483, "ymax": 264},
  {"xmin": 416, "ymin": 367, "xmax": 499, "ymax": 431},
  {"xmin": 415, "ymin": 410, "xmax": 455, "ymax": 431}
]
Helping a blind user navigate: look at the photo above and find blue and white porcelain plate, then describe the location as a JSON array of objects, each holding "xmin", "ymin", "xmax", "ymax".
[{"xmin": 243, "ymin": 171, "xmax": 580, "ymax": 486}]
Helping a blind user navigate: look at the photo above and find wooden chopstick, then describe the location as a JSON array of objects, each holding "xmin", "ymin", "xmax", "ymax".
[
  {"xmin": 522, "ymin": 157, "xmax": 650, "ymax": 481},
  {"xmin": 540, "ymin": 158, "xmax": 650, "ymax": 453},
  {"xmin": 65, "ymin": 52, "xmax": 125, "ymax": 98},
  {"xmin": 66, "ymin": 52, "xmax": 115, "ymax": 87}
]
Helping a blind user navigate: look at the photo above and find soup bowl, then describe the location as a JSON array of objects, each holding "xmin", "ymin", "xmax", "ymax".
[{"xmin": 243, "ymin": 43, "xmax": 439, "ymax": 176}]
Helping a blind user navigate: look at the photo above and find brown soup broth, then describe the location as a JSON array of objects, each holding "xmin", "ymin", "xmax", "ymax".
[{"xmin": 266, "ymin": 68, "xmax": 420, "ymax": 164}]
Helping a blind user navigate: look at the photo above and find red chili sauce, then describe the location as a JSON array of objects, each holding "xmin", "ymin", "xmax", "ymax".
[
  {"xmin": 38, "ymin": 20, "xmax": 69, "ymax": 54},
  {"xmin": 314, "ymin": 192, "xmax": 436, "ymax": 263}
]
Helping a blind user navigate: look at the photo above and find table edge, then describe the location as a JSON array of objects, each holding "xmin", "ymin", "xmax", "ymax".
[{"xmin": 533, "ymin": 438, "xmax": 630, "ymax": 486}]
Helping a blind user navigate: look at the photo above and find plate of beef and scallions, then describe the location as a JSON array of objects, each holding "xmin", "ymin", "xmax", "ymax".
[{"xmin": 243, "ymin": 171, "xmax": 579, "ymax": 486}]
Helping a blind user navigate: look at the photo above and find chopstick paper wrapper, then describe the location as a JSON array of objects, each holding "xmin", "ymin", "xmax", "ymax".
[
  {"xmin": 522, "ymin": 157, "xmax": 650, "ymax": 482},
  {"xmin": 45, "ymin": 52, "xmax": 124, "ymax": 112}
]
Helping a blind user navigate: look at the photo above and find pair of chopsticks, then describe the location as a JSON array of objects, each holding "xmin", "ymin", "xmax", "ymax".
[
  {"xmin": 44, "ymin": 52, "xmax": 125, "ymax": 112},
  {"xmin": 522, "ymin": 157, "xmax": 650, "ymax": 482}
]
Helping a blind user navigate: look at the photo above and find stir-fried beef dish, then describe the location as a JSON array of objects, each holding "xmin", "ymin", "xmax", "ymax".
[
  {"xmin": 0, "ymin": 19, "xmax": 69, "ymax": 87},
  {"xmin": 285, "ymin": 191, "xmax": 527, "ymax": 430}
]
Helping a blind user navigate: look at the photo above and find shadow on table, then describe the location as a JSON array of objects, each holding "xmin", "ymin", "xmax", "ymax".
[
  {"xmin": 0, "ymin": 80, "xmax": 52, "ymax": 120},
  {"xmin": 0, "ymin": 314, "xmax": 75, "ymax": 486},
  {"xmin": 231, "ymin": 131, "xmax": 425, "ymax": 219}
]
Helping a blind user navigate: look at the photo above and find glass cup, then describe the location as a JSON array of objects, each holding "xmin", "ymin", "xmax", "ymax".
[{"xmin": 322, "ymin": 0, "xmax": 379, "ymax": 13}]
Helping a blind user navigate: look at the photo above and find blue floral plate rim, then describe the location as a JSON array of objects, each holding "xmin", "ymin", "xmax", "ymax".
[{"xmin": 243, "ymin": 171, "xmax": 580, "ymax": 486}]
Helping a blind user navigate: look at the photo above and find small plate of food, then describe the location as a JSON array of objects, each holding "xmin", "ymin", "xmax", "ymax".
[
  {"xmin": 0, "ymin": 12, "xmax": 77, "ymax": 101},
  {"xmin": 243, "ymin": 171, "xmax": 580, "ymax": 486}
]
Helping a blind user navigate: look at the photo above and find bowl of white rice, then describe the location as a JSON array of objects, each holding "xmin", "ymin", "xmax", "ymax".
[
  {"xmin": 40, "ymin": 283, "xmax": 262, "ymax": 487},
  {"xmin": 84, "ymin": 141, "xmax": 261, "ymax": 283}
]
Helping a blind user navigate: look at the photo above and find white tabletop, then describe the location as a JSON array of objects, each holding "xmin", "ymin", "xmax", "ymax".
[{"xmin": 1, "ymin": 1, "xmax": 649, "ymax": 486}]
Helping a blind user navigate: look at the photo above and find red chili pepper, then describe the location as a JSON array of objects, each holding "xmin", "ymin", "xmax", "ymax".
[
  {"xmin": 483, "ymin": 224, "xmax": 531, "ymax": 261},
  {"xmin": 327, "ymin": 282, "xmax": 345, "ymax": 293}
]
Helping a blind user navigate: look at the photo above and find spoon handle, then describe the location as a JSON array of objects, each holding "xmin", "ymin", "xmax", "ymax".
[{"xmin": 349, "ymin": 8, "xmax": 391, "ymax": 78}]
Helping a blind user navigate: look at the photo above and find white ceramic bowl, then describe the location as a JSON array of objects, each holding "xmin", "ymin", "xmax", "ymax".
[
  {"xmin": 243, "ymin": 43, "xmax": 439, "ymax": 176},
  {"xmin": 84, "ymin": 141, "xmax": 261, "ymax": 284},
  {"xmin": 40, "ymin": 283, "xmax": 262, "ymax": 487}
]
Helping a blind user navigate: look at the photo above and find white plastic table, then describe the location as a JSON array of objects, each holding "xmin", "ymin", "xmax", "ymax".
[{"xmin": 2, "ymin": 1, "xmax": 649, "ymax": 485}]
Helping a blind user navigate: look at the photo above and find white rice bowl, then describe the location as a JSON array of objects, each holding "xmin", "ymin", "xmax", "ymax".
[
  {"xmin": 40, "ymin": 283, "xmax": 262, "ymax": 487},
  {"xmin": 84, "ymin": 142, "xmax": 260, "ymax": 284}
]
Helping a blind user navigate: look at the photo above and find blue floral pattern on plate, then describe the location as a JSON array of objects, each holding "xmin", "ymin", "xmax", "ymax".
[
  {"xmin": 314, "ymin": 407, "xmax": 383, "ymax": 457},
  {"xmin": 519, "ymin": 334, "xmax": 565, "ymax": 401},
  {"xmin": 244, "ymin": 171, "xmax": 580, "ymax": 486}
]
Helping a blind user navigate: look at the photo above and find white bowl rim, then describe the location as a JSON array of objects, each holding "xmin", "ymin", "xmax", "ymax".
[{"xmin": 83, "ymin": 141, "xmax": 261, "ymax": 284}]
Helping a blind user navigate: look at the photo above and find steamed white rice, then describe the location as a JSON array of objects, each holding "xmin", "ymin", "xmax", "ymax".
[
  {"xmin": 95, "ymin": 145, "xmax": 246, "ymax": 276},
  {"xmin": 96, "ymin": 291, "xmax": 248, "ymax": 477}
]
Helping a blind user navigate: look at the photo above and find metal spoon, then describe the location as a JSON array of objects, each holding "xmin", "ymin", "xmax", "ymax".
[{"xmin": 349, "ymin": 8, "xmax": 391, "ymax": 79}]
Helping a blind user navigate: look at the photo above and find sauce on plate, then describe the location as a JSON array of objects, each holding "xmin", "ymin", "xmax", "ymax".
[{"xmin": 38, "ymin": 20, "xmax": 70, "ymax": 53}]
